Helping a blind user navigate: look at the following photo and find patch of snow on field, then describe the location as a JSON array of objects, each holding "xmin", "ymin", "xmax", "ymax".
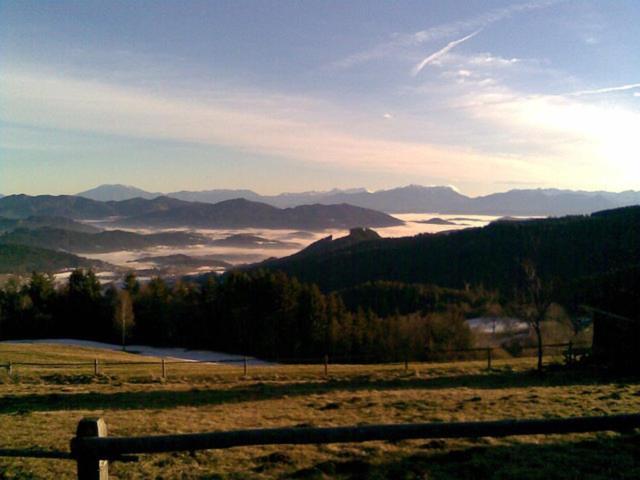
[
  {"xmin": 466, "ymin": 317, "xmax": 528, "ymax": 334},
  {"xmin": 1, "ymin": 338, "xmax": 272, "ymax": 365}
]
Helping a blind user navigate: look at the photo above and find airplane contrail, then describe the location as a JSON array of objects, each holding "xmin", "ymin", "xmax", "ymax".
[
  {"xmin": 570, "ymin": 83, "xmax": 640, "ymax": 96},
  {"xmin": 412, "ymin": 30, "xmax": 482, "ymax": 76}
]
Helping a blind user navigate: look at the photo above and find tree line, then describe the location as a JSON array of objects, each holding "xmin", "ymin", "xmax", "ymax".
[{"xmin": 0, "ymin": 270, "xmax": 473, "ymax": 362}]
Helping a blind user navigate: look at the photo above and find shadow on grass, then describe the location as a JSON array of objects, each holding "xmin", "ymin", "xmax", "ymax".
[
  {"xmin": 1, "ymin": 369, "xmax": 638, "ymax": 414},
  {"xmin": 285, "ymin": 433, "xmax": 640, "ymax": 480}
]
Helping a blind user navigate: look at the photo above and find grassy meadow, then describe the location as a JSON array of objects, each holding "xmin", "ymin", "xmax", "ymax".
[{"xmin": 0, "ymin": 343, "xmax": 639, "ymax": 479}]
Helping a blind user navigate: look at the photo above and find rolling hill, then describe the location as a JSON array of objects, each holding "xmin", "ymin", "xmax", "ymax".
[
  {"xmin": 0, "ymin": 215, "xmax": 101, "ymax": 234},
  {"xmin": 0, "ymin": 194, "xmax": 115, "ymax": 219},
  {"xmin": 111, "ymin": 198, "xmax": 404, "ymax": 229},
  {"xmin": 133, "ymin": 254, "xmax": 232, "ymax": 269},
  {"xmin": 0, "ymin": 227, "xmax": 210, "ymax": 254},
  {"xmin": 0, "ymin": 195, "xmax": 402, "ymax": 230},
  {"xmin": 0, "ymin": 244, "xmax": 110, "ymax": 273}
]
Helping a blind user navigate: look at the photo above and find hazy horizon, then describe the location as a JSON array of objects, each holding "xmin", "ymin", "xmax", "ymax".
[{"xmin": 2, "ymin": 182, "xmax": 640, "ymax": 199}]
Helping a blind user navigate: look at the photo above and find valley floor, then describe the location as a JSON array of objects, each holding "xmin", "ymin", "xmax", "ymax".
[{"xmin": 0, "ymin": 344, "xmax": 639, "ymax": 479}]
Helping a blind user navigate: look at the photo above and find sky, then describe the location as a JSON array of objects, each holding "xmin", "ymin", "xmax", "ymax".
[{"xmin": 1, "ymin": 0, "xmax": 639, "ymax": 196}]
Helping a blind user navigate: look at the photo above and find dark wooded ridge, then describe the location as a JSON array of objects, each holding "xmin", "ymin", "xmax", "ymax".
[{"xmin": 260, "ymin": 206, "xmax": 640, "ymax": 292}]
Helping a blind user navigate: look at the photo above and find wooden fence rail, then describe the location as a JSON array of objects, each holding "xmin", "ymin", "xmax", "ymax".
[
  {"xmin": 1, "ymin": 342, "xmax": 589, "ymax": 378},
  {"xmin": 68, "ymin": 413, "xmax": 640, "ymax": 479}
]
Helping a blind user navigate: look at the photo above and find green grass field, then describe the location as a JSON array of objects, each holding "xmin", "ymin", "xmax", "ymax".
[{"xmin": 1, "ymin": 343, "xmax": 639, "ymax": 479}]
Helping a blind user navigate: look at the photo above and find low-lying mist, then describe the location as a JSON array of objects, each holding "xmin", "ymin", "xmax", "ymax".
[{"xmin": 77, "ymin": 213, "xmax": 502, "ymax": 279}]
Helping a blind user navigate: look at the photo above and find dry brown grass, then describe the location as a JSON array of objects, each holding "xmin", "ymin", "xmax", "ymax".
[{"xmin": 1, "ymin": 343, "xmax": 639, "ymax": 479}]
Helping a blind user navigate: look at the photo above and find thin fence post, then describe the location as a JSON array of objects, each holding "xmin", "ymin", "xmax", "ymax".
[
  {"xmin": 94, "ymin": 359, "xmax": 99, "ymax": 376},
  {"xmin": 568, "ymin": 341, "xmax": 573, "ymax": 365},
  {"xmin": 73, "ymin": 417, "xmax": 109, "ymax": 480},
  {"xmin": 324, "ymin": 354, "xmax": 329, "ymax": 377},
  {"xmin": 486, "ymin": 348, "xmax": 492, "ymax": 371},
  {"xmin": 7, "ymin": 361, "xmax": 12, "ymax": 376},
  {"xmin": 243, "ymin": 357, "xmax": 248, "ymax": 376},
  {"xmin": 404, "ymin": 355, "xmax": 409, "ymax": 372},
  {"xmin": 161, "ymin": 358, "xmax": 166, "ymax": 379}
]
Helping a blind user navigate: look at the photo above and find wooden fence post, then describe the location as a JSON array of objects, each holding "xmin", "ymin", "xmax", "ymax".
[
  {"xmin": 486, "ymin": 348, "xmax": 492, "ymax": 371},
  {"xmin": 324, "ymin": 355, "xmax": 329, "ymax": 377},
  {"xmin": 161, "ymin": 358, "xmax": 166, "ymax": 379},
  {"xmin": 7, "ymin": 361, "xmax": 12, "ymax": 376},
  {"xmin": 568, "ymin": 341, "xmax": 574, "ymax": 365},
  {"xmin": 94, "ymin": 359, "xmax": 99, "ymax": 376},
  {"xmin": 74, "ymin": 417, "xmax": 108, "ymax": 480},
  {"xmin": 243, "ymin": 357, "xmax": 248, "ymax": 376}
]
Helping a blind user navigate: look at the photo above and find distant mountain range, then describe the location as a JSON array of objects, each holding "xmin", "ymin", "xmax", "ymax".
[
  {"xmin": 0, "ymin": 195, "xmax": 402, "ymax": 230},
  {"xmin": 76, "ymin": 184, "xmax": 640, "ymax": 216},
  {"xmin": 256, "ymin": 206, "xmax": 640, "ymax": 292},
  {"xmin": 0, "ymin": 194, "xmax": 187, "ymax": 220}
]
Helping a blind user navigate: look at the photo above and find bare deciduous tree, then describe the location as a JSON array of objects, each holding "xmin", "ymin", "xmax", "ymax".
[
  {"xmin": 510, "ymin": 260, "xmax": 554, "ymax": 372},
  {"xmin": 113, "ymin": 289, "xmax": 135, "ymax": 351}
]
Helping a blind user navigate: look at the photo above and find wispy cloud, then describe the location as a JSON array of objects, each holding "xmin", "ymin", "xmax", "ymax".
[
  {"xmin": 411, "ymin": 30, "xmax": 481, "ymax": 76},
  {"xmin": 4, "ymin": 33, "xmax": 638, "ymax": 195},
  {"xmin": 569, "ymin": 83, "xmax": 640, "ymax": 96},
  {"xmin": 334, "ymin": 0, "xmax": 559, "ymax": 68},
  {"xmin": 1, "ymin": 69, "xmax": 527, "ymax": 183},
  {"xmin": 401, "ymin": 46, "xmax": 640, "ymax": 192}
]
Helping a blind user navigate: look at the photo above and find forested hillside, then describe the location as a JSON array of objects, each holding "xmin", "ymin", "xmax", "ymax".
[
  {"xmin": 0, "ymin": 270, "xmax": 474, "ymax": 361},
  {"xmin": 0, "ymin": 244, "xmax": 108, "ymax": 273},
  {"xmin": 260, "ymin": 206, "xmax": 640, "ymax": 292},
  {"xmin": 0, "ymin": 227, "xmax": 209, "ymax": 254},
  {"xmin": 2, "ymin": 207, "xmax": 638, "ymax": 362}
]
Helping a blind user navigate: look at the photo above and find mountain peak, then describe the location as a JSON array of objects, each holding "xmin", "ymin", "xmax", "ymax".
[
  {"xmin": 77, "ymin": 184, "xmax": 161, "ymax": 201},
  {"xmin": 347, "ymin": 227, "xmax": 381, "ymax": 241}
]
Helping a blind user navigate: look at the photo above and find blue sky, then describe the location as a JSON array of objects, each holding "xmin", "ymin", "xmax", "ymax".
[{"xmin": 1, "ymin": 0, "xmax": 639, "ymax": 196}]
